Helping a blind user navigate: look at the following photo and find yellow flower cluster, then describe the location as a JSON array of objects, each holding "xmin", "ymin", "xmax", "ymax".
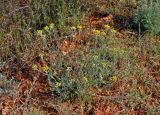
[
  {"xmin": 77, "ymin": 25, "xmax": 83, "ymax": 29},
  {"xmin": 32, "ymin": 64, "xmax": 38, "ymax": 70},
  {"xmin": 36, "ymin": 30, "xmax": 43, "ymax": 36},
  {"xmin": 55, "ymin": 82, "xmax": 61, "ymax": 88},
  {"xmin": 32, "ymin": 64, "xmax": 49, "ymax": 73},
  {"xmin": 82, "ymin": 77, "xmax": 88, "ymax": 82},
  {"xmin": 92, "ymin": 29, "xmax": 107, "ymax": 36},
  {"xmin": 111, "ymin": 29, "xmax": 116, "ymax": 33},
  {"xmin": 102, "ymin": 62, "xmax": 108, "ymax": 68},
  {"xmin": 109, "ymin": 76, "xmax": 118, "ymax": 82},
  {"xmin": 42, "ymin": 65, "xmax": 49, "ymax": 72},
  {"xmin": 104, "ymin": 24, "xmax": 110, "ymax": 29},
  {"xmin": 71, "ymin": 26, "xmax": 76, "ymax": 30},
  {"xmin": 49, "ymin": 23, "xmax": 54, "ymax": 29},
  {"xmin": 103, "ymin": 24, "xmax": 117, "ymax": 34},
  {"xmin": 93, "ymin": 29, "xmax": 101, "ymax": 35},
  {"xmin": 39, "ymin": 53, "xmax": 44, "ymax": 59},
  {"xmin": 44, "ymin": 23, "xmax": 54, "ymax": 30},
  {"xmin": 71, "ymin": 25, "xmax": 83, "ymax": 30},
  {"xmin": 44, "ymin": 26, "xmax": 49, "ymax": 31},
  {"xmin": 36, "ymin": 23, "xmax": 54, "ymax": 36}
]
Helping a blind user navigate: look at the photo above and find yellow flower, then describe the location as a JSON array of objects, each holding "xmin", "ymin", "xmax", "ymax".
[
  {"xmin": 36, "ymin": 30, "xmax": 43, "ymax": 36},
  {"xmin": 109, "ymin": 76, "xmax": 118, "ymax": 82},
  {"xmin": 49, "ymin": 23, "xmax": 54, "ymax": 29},
  {"xmin": 42, "ymin": 65, "xmax": 49, "ymax": 72},
  {"xmin": 55, "ymin": 82, "xmax": 61, "ymax": 88},
  {"xmin": 102, "ymin": 62, "xmax": 108, "ymax": 68},
  {"xmin": 77, "ymin": 25, "xmax": 83, "ymax": 29},
  {"xmin": 39, "ymin": 53, "xmax": 44, "ymax": 59},
  {"xmin": 93, "ymin": 29, "xmax": 101, "ymax": 35},
  {"xmin": 111, "ymin": 29, "xmax": 116, "ymax": 33},
  {"xmin": 71, "ymin": 26, "xmax": 76, "ymax": 30},
  {"xmin": 44, "ymin": 26, "xmax": 49, "ymax": 31},
  {"xmin": 83, "ymin": 77, "xmax": 88, "ymax": 82},
  {"xmin": 32, "ymin": 64, "xmax": 38, "ymax": 70},
  {"xmin": 104, "ymin": 24, "xmax": 110, "ymax": 29},
  {"xmin": 103, "ymin": 17, "xmax": 109, "ymax": 20}
]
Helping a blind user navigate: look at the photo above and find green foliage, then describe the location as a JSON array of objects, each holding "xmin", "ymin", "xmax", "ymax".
[
  {"xmin": 48, "ymin": 73, "xmax": 93, "ymax": 102},
  {"xmin": 47, "ymin": 33, "xmax": 130, "ymax": 102},
  {"xmin": 51, "ymin": 77, "xmax": 78, "ymax": 102},
  {"xmin": 133, "ymin": 0, "xmax": 160, "ymax": 35}
]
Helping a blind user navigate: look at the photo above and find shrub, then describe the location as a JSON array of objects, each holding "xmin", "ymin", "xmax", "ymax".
[{"xmin": 133, "ymin": 0, "xmax": 160, "ymax": 35}]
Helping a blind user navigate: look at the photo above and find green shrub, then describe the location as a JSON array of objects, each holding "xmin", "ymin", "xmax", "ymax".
[
  {"xmin": 51, "ymin": 77, "xmax": 79, "ymax": 102},
  {"xmin": 133, "ymin": 0, "xmax": 160, "ymax": 35}
]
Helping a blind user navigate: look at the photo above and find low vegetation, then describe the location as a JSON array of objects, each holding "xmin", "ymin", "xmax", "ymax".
[{"xmin": 0, "ymin": 0, "xmax": 160, "ymax": 114}]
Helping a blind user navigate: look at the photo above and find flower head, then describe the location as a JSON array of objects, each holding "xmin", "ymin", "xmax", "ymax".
[
  {"xmin": 32, "ymin": 64, "xmax": 38, "ymax": 70},
  {"xmin": 71, "ymin": 26, "xmax": 76, "ymax": 30},
  {"xmin": 109, "ymin": 76, "xmax": 118, "ymax": 82},
  {"xmin": 36, "ymin": 30, "xmax": 43, "ymax": 36},
  {"xmin": 55, "ymin": 82, "xmax": 61, "ymax": 88},
  {"xmin": 104, "ymin": 24, "xmax": 110, "ymax": 29},
  {"xmin": 39, "ymin": 53, "xmax": 44, "ymax": 59},
  {"xmin": 111, "ymin": 29, "xmax": 116, "ymax": 33},
  {"xmin": 49, "ymin": 23, "xmax": 54, "ymax": 29},
  {"xmin": 44, "ymin": 26, "xmax": 49, "ymax": 31},
  {"xmin": 77, "ymin": 25, "xmax": 83, "ymax": 30},
  {"xmin": 102, "ymin": 62, "xmax": 108, "ymax": 68},
  {"xmin": 83, "ymin": 77, "xmax": 88, "ymax": 82},
  {"xmin": 42, "ymin": 65, "xmax": 49, "ymax": 72},
  {"xmin": 93, "ymin": 29, "xmax": 101, "ymax": 35}
]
